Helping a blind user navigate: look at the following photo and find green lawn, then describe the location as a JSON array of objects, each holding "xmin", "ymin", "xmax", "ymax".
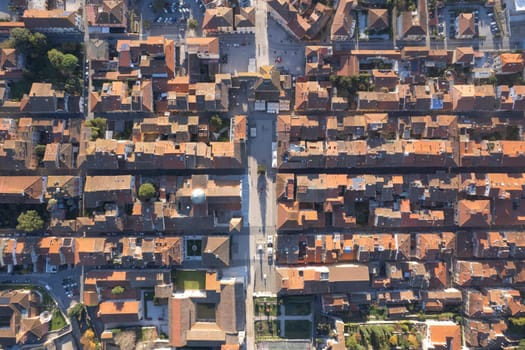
[
  {"xmin": 255, "ymin": 320, "xmax": 280, "ymax": 339},
  {"xmin": 50, "ymin": 309, "xmax": 67, "ymax": 331},
  {"xmin": 175, "ymin": 270, "xmax": 206, "ymax": 291},
  {"xmin": 196, "ymin": 303, "xmax": 217, "ymax": 321},
  {"xmin": 284, "ymin": 320, "xmax": 311, "ymax": 339},
  {"xmin": 254, "ymin": 297, "xmax": 279, "ymax": 317},
  {"xmin": 283, "ymin": 296, "xmax": 312, "ymax": 316}
]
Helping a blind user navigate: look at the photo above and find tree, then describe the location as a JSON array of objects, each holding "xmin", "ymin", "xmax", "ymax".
[
  {"xmin": 80, "ymin": 328, "xmax": 98, "ymax": 350},
  {"xmin": 138, "ymin": 183, "xmax": 156, "ymax": 201},
  {"xmin": 48, "ymin": 48, "xmax": 64, "ymax": 69},
  {"xmin": 10, "ymin": 28, "xmax": 32, "ymax": 53},
  {"xmin": 188, "ymin": 18, "xmax": 199, "ymax": 30},
  {"xmin": 10, "ymin": 29, "xmax": 48, "ymax": 57},
  {"xmin": 407, "ymin": 334, "xmax": 420, "ymax": 349},
  {"xmin": 64, "ymin": 77, "xmax": 82, "ymax": 94},
  {"xmin": 345, "ymin": 334, "xmax": 365, "ymax": 350},
  {"xmin": 61, "ymin": 54, "xmax": 78, "ymax": 74},
  {"xmin": 209, "ymin": 115, "xmax": 223, "ymax": 132},
  {"xmin": 28, "ymin": 32, "xmax": 47, "ymax": 57},
  {"xmin": 111, "ymin": 286, "xmax": 125, "ymax": 295},
  {"xmin": 68, "ymin": 303, "xmax": 86, "ymax": 320},
  {"xmin": 34, "ymin": 144, "xmax": 47, "ymax": 164},
  {"xmin": 114, "ymin": 330, "xmax": 137, "ymax": 350},
  {"xmin": 48, "ymin": 49, "xmax": 78, "ymax": 75},
  {"xmin": 17, "ymin": 210, "xmax": 44, "ymax": 232},
  {"xmin": 86, "ymin": 118, "xmax": 107, "ymax": 140}
]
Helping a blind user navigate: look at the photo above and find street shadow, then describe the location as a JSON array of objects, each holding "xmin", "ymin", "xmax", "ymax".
[{"xmin": 257, "ymin": 172, "xmax": 267, "ymax": 235}]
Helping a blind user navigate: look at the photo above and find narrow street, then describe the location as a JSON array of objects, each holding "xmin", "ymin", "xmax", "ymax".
[
  {"xmin": 254, "ymin": 0, "xmax": 269, "ymax": 69},
  {"xmin": 244, "ymin": 115, "xmax": 277, "ymax": 350}
]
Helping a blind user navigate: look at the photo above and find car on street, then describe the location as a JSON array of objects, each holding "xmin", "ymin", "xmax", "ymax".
[{"xmin": 267, "ymin": 235, "xmax": 273, "ymax": 247}]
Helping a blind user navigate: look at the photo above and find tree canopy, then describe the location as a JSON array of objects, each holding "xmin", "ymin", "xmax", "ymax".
[
  {"xmin": 209, "ymin": 115, "xmax": 223, "ymax": 132},
  {"xmin": 10, "ymin": 28, "xmax": 47, "ymax": 57},
  {"xmin": 86, "ymin": 118, "xmax": 107, "ymax": 140},
  {"xmin": 34, "ymin": 144, "xmax": 47, "ymax": 166},
  {"xmin": 111, "ymin": 286, "xmax": 125, "ymax": 295},
  {"xmin": 138, "ymin": 183, "xmax": 156, "ymax": 201},
  {"xmin": 17, "ymin": 210, "xmax": 44, "ymax": 232},
  {"xmin": 188, "ymin": 19, "xmax": 199, "ymax": 30},
  {"xmin": 48, "ymin": 49, "xmax": 78, "ymax": 76}
]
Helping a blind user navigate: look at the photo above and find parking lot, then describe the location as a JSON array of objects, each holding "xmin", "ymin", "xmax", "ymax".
[
  {"xmin": 134, "ymin": 0, "xmax": 207, "ymax": 37},
  {"xmin": 62, "ymin": 277, "xmax": 78, "ymax": 299},
  {"xmin": 438, "ymin": 4, "xmax": 500, "ymax": 43}
]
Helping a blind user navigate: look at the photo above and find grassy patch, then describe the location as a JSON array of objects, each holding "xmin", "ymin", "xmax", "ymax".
[
  {"xmin": 255, "ymin": 320, "xmax": 280, "ymax": 339},
  {"xmin": 185, "ymin": 240, "xmax": 202, "ymax": 258},
  {"xmin": 283, "ymin": 296, "xmax": 312, "ymax": 316},
  {"xmin": 254, "ymin": 297, "xmax": 279, "ymax": 317},
  {"xmin": 284, "ymin": 320, "xmax": 311, "ymax": 339},
  {"xmin": 50, "ymin": 309, "xmax": 67, "ymax": 331},
  {"xmin": 140, "ymin": 327, "xmax": 157, "ymax": 341},
  {"xmin": 196, "ymin": 303, "xmax": 216, "ymax": 321},
  {"xmin": 175, "ymin": 270, "xmax": 206, "ymax": 291}
]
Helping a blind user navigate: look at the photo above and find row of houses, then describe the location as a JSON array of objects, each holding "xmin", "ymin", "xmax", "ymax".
[
  {"xmin": 0, "ymin": 234, "xmax": 234, "ymax": 272},
  {"xmin": 276, "ymin": 172, "xmax": 525, "ymax": 231},
  {"xmin": 300, "ymin": 45, "xmax": 525, "ymax": 112},
  {"xmin": 201, "ymin": 6, "xmax": 256, "ymax": 35},
  {"xmin": 15, "ymin": 0, "xmax": 129, "ymax": 35},
  {"xmin": 277, "ymin": 138, "xmax": 525, "ymax": 170},
  {"xmin": 0, "ymin": 114, "xmax": 246, "ymax": 171},
  {"xmin": 0, "ymin": 172, "xmax": 242, "ymax": 234},
  {"xmin": 276, "ymin": 114, "xmax": 525, "ymax": 169},
  {"xmin": 275, "ymin": 230, "xmax": 525, "ymax": 265}
]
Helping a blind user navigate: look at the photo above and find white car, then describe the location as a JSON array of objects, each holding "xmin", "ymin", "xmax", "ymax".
[{"xmin": 267, "ymin": 235, "xmax": 273, "ymax": 247}]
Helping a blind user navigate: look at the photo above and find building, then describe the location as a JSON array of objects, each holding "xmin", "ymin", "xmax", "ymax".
[
  {"xmin": 330, "ymin": 0, "xmax": 356, "ymax": 41},
  {"xmin": 0, "ymin": 176, "xmax": 46, "ymax": 204},
  {"xmin": 83, "ymin": 175, "xmax": 136, "ymax": 208},
  {"xmin": 169, "ymin": 273, "xmax": 245, "ymax": 348},
  {"xmin": 202, "ymin": 7, "xmax": 234, "ymax": 35},
  {"xmin": 20, "ymin": 83, "xmax": 68, "ymax": 114},
  {"xmin": 494, "ymin": 53, "xmax": 524, "ymax": 74},
  {"xmin": 397, "ymin": 0, "xmax": 427, "ymax": 41},
  {"xmin": 455, "ymin": 13, "xmax": 476, "ymax": 39},
  {"xmin": 367, "ymin": 8, "xmax": 389, "ymax": 33},
  {"xmin": 276, "ymin": 264, "xmax": 370, "ymax": 294},
  {"xmin": 0, "ymin": 290, "xmax": 50, "ymax": 347},
  {"xmin": 22, "ymin": 9, "xmax": 82, "ymax": 35},
  {"xmin": 86, "ymin": 0, "xmax": 128, "ymax": 33}
]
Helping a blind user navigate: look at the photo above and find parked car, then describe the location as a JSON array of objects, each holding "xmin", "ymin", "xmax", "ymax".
[{"xmin": 267, "ymin": 235, "xmax": 273, "ymax": 247}]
